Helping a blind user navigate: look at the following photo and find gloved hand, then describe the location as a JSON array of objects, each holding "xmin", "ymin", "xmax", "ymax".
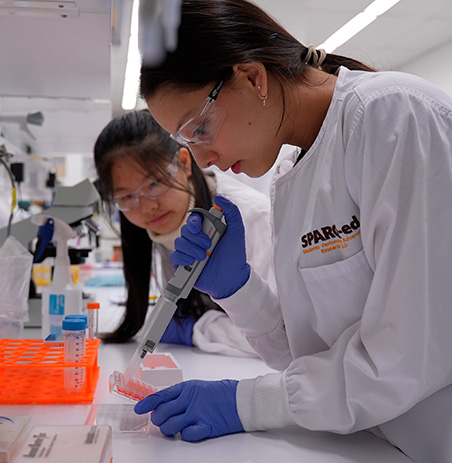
[
  {"xmin": 170, "ymin": 195, "xmax": 250, "ymax": 299},
  {"xmin": 134, "ymin": 379, "xmax": 243, "ymax": 441},
  {"xmin": 160, "ymin": 315, "xmax": 195, "ymax": 346}
]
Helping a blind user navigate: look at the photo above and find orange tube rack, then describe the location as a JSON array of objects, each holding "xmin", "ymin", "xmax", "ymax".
[{"xmin": 0, "ymin": 339, "xmax": 100, "ymax": 404}]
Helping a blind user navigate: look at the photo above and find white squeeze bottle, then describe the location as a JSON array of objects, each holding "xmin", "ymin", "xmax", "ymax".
[{"xmin": 34, "ymin": 216, "xmax": 83, "ymax": 338}]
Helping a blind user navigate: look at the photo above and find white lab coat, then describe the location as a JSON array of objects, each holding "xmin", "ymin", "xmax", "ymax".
[
  {"xmin": 216, "ymin": 67, "xmax": 452, "ymax": 461},
  {"xmin": 154, "ymin": 170, "xmax": 276, "ymax": 357}
]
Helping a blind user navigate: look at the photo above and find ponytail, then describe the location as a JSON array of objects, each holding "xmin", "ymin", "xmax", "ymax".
[{"xmin": 140, "ymin": 0, "xmax": 374, "ymax": 99}]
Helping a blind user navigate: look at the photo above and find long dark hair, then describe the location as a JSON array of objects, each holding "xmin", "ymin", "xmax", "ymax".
[
  {"xmin": 94, "ymin": 110, "xmax": 221, "ymax": 343},
  {"xmin": 140, "ymin": 0, "xmax": 374, "ymax": 100}
]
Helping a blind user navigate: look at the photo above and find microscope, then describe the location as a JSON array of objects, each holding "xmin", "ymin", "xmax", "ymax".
[{"xmin": 0, "ymin": 178, "xmax": 101, "ymax": 327}]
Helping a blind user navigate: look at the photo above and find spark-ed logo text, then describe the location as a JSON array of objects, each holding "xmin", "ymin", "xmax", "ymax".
[{"xmin": 301, "ymin": 216, "xmax": 361, "ymax": 255}]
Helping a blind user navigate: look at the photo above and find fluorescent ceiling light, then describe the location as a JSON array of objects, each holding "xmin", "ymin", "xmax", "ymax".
[
  {"xmin": 318, "ymin": 0, "xmax": 401, "ymax": 53},
  {"xmin": 122, "ymin": 0, "xmax": 140, "ymax": 111},
  {"xmin": 0, "ymin": 1, "xmax": 79, "ymax": 18}
]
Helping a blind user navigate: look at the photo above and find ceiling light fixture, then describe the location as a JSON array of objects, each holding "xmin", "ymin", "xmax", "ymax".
[
  {"xmin": 318, "ymin": 0, "xmax": 401, "ymax": 53},
  {"xmin": 122, "ymin": 0, "xmax": 140, "ymax": 111},
  {"xmin": 0, "ymin": 1, "xmax": 79, "ymax": 19},
  {"xmin": 121, "ymin": 0, "xmax": 181, "ymax": 111}
]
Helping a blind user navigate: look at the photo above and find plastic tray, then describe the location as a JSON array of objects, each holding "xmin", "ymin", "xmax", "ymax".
[
  {"xmin": 85, "ymin": 404, "xmax": 151, "ymax": 435},
  {"xmin": 0, "ymin": 338, "xmax": 100, "ymax": 404}
]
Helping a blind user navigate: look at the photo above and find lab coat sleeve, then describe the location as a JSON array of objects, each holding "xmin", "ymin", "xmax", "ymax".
[
  {"xmin": 212, "ymin": 172, "xmax": 292, "ymax": 367},
  {"xmin": 238, "ymin": 87, "xmax": 452, "ymax": 434},
  {"xmin": 157, "ymin": 219, "xmax": 273, "ymax": 358},
  {"xmin": 213, "ymin": 268, "xmax": 293, "ymax": 371},
  {"xmin": 192, "ymin": 310, "xmax": 260, "ymax": 358}
]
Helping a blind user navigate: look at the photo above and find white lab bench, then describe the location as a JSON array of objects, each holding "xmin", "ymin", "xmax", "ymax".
[{"xmin": 2, "ymin": 287, "xmax": 412, "ymax": 463}]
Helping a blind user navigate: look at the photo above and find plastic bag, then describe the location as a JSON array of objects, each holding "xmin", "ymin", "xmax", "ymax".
[{"xmin": 0, "ymin": 236, "xmax": 33, "ymax": 338}]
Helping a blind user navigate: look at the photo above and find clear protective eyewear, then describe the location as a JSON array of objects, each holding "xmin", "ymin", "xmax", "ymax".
[
  {"xmin": 113, "ymin": 154, "xmax": 178, "ymax": 211},
  {"xmin": 170, "ymin": 71, "xmax": 230, "ymax": 147}
]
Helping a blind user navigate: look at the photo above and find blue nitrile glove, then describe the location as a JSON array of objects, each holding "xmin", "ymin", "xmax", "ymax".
[
  {"xmin": 160, "ymin": 315, "xmax": 195, "ymax": 346},
  {"xmin": 134, "ymin": 379, "xmax": 243, "ymax": 441},
  {"xmin": 170, "ymin": 195, "xmax": 250, "ymax": 299}
]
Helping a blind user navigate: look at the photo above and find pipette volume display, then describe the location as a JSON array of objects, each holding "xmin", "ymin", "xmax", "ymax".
[{"xmin": 121, "ymin": 205, "xmax": 226, "ymax": 386}]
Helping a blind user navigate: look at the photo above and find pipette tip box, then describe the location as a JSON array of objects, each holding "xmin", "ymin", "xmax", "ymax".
[
  {"xmin": 138, "ymin": 352, "xmax": 182, "ymax": 386},
  {"xmin": 12, "ymin": 425, "xmax": 112, "ymax": 463},
  {"xmin": 0, "ymin": 415, "xmax": 30, "ymax": 463},
  {"xmin": 0, "ymin": 339, "xmax": 100, "ymax": 404}
]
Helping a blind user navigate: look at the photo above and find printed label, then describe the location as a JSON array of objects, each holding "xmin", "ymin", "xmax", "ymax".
[
  {"xmin": 301, "ymin": 215, "xmax": 361, "ymax": 255},
  {"xmin": 49, "ymin": 294, "xmax": 65, "ymax": 315}
]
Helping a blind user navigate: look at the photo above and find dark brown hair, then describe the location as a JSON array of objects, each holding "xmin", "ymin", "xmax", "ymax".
[
  {"xmin": 94, "ymin": 110, "xmax": 221, "ymax": 343},
  {"xmin": 140, "ymin": 0, "xmax": 374, "ymax": 100}
]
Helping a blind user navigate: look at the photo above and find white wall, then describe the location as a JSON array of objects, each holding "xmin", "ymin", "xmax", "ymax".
[{"xmin": 400, "ymin": 41, "xmax": 452, "ymax": 97}]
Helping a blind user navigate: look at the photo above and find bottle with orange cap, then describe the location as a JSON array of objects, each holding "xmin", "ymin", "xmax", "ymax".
[{"xmin": 86, "ymin": 302, "xmax": 100, "ymax": 340}]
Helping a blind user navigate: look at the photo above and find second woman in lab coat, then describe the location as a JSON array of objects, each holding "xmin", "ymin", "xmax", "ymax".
[{"xmin": 93, "ymin": 110, "xmax": 275, "ymax": 357}]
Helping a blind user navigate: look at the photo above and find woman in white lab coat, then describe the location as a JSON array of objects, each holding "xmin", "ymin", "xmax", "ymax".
[
  {"xmin": 93, "ymin": 110, "xmax": 275, "ymax": 357},
  {"xmin": 134, "ymin": 0, "xmax": 452, "ymax": 460}
]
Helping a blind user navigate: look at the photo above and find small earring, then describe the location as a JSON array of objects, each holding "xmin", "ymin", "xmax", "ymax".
[{"xmin": 257, "ymin": 85, "xmax": 268, "ymax": 106}]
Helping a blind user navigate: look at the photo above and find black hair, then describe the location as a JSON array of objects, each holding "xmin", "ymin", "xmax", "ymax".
[
  {"xmin": 94, "ymin": 110, "xmax": 221, "ymax": 343},
  {"xmin": 140, "ymin": 0, "xmax": 374, "ymax": 100}
]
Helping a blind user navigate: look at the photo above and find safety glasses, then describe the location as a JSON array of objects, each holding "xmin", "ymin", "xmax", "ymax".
[
  {"xmin": 170, "ymin": 71, "xmax": 230, "ymax": 147},
  {"xmin": 113, "ymin": 154, "xmax": 178, "ymax": 211}
]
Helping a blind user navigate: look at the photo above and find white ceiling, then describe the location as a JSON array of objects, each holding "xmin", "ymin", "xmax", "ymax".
[
  {"xmin": 1, "ymin": 0, "xmax": 452, "ymax": 164},
  {"xmin": 258, "ymin": 0, "xmax": 452, "ymax": 69}
]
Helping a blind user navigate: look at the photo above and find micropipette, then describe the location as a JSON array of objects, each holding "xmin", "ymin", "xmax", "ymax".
[{"xmin": 120, "ymin": 204, "xmax": 226, "ymax": 386}]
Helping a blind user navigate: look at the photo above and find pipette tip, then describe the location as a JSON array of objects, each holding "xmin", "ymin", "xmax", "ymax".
[{"xmin": 122, "ymin": 348, "xmax": 145, "ymax": 384}]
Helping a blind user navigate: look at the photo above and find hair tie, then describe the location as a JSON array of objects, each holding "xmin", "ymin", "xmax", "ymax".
[{"xmin": 304, "ymin": 44, "xmax": 327, "ymax": 68}]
